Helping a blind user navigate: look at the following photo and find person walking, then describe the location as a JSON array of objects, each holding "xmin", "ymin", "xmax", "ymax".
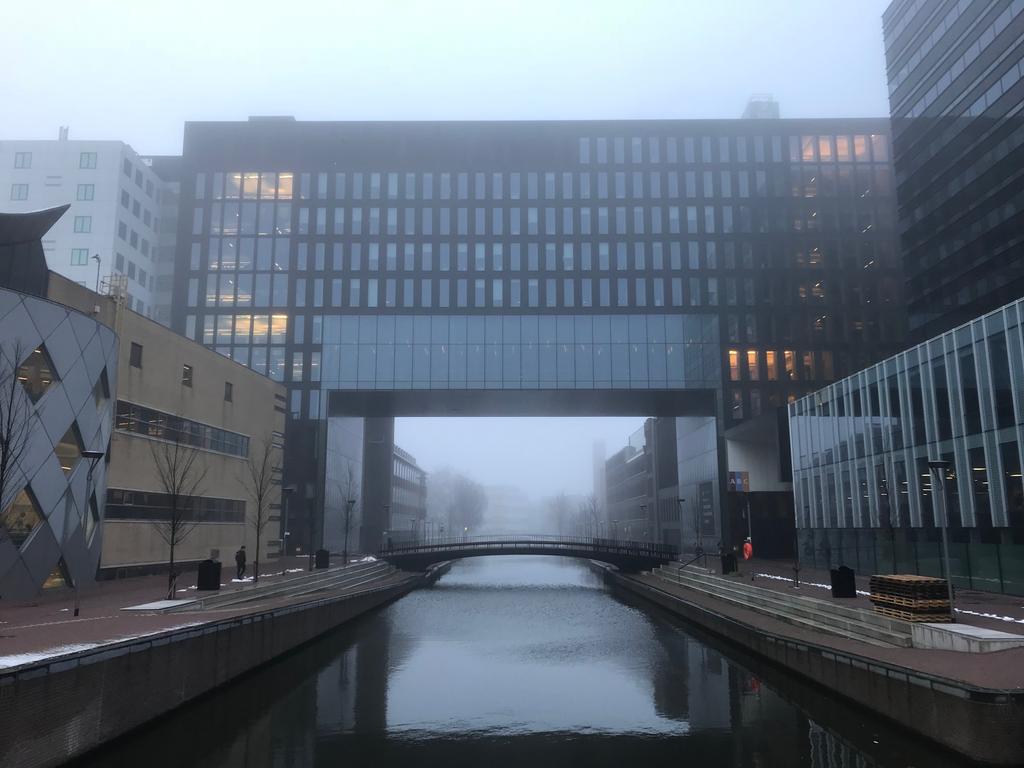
[
  {"xmin": 235, "ymin": 545, "xmax": 247, "ymax": 580},
  {"xmin": 742, "ymin": 537, "xmax": 753, "ymax": 561}
]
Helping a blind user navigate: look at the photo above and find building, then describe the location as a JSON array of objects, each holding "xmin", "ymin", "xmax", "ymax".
[
  {"xmin": 172, "ymin": 117, "xmax": 904, "ymax": 554},
  {"xmin": 0, "ymin": 207, "xmax": 119, "ymax": 600},
  {"xmin": 141, "ymin": 155, "xmax": 183, "ymax": 327},
  {"xmin": 604, "ymin": 423, "xmax": 652, "ymax": 540},
  {"xmin": 789, "ymin": 298, "xmax": 1024, "ymax": 594},
  {"xmin": 0, "ymin": 133, "xmax": 170, "ymax": 319},
  {"xmin": 884, "ymin": 0, "xmax": 1024, "ymax": 341},
  {"xmin": 388, "ymin": 444, "xmax": 427, "ymax": 544},
  {"xmin": 787, "ymin": 0, "xmax": 1024, "ymax": 592},
  {"xmin": 4, "ymin": 203, "xmax": 287, "ymax": 580}
]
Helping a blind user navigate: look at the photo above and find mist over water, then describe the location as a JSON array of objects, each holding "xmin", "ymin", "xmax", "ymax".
[{"xmin": 81, "ymin": 557, "xmax": 959, "ymax": 768}]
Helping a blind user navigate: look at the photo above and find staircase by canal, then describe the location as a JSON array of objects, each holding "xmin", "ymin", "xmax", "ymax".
[{"xmin": 648, "ymin": 566, "xmax": 914, "ymax": 648}]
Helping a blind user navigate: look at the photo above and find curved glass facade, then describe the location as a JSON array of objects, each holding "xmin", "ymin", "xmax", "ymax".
[{"xmin": 789, "ymin": 298, "xmax": 1024, "ymax": 594}]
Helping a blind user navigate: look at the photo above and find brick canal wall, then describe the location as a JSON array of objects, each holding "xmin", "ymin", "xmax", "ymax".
[
  {"xmin": 596, "ymin": 564, "xmax": 1024, "ymax": 766},
  {"xmin": 0, "ymin": 573, "xmax": 435, "ymax": 768}
]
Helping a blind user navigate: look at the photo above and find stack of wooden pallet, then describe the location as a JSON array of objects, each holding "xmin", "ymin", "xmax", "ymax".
[{"xmin": 869, "ymin": 574, "xmax": 952, "ymax": 622}]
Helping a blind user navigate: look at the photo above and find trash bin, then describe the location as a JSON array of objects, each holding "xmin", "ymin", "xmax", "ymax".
[
  {"xmin": 315, "ymin": 548, "xmax": 330, "ymax": 569},
  {"xmin": 830, "ymin": 565, "xmax": 856, "ymax": 598},
  {"xmin": 197, "ymin": 559, "xmax": 221, "ymax": 591},
  {"xmin": 720, "ymin": 553, "xmax": 737, "ymax": 575}
]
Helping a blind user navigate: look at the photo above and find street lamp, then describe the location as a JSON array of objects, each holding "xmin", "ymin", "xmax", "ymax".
[
  {"xmin": 343, "ymin": 498, "xmax": 355, "ymax": 565},
  {"xmin": 927, "ymin": 459, "xmax": 957, "ymax": 617},
  {"xmin": 78, "ymin": 450, "xmax": 104, "ymax": 617},
  {"xmin": 676, "ymin": 498, "xmax": 685, "ymax": 554},
  {"xmin": 639, "ymin": 504, "xmax": 647, "ymax": 543},
  {"xmin": 91, "ymin": 254, "xmax": 101, "ymax": 293},
  {"xmin": 280, "ymin": 484, "xmax": 296, "ymax": 575}
]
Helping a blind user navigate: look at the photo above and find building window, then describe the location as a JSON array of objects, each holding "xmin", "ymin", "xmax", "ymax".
[
  {"xmin": 115, "ymin": 401, "xmax": 250, "ymax": 458},
  {"xmin": 77, "ymin": 184, "xmax": 95, "ymax": 201},
  {"xmin": 73, "ymin": 215, "xmax": 92, "ymax": 233},
  {"xmin": 224, "ymin": 381, "xmax": 233, "ymax": 402},
  {"xmin": 129, "ymin": 342, "xmax": 143, "ymax": 368},
  {"xmin": 70, "ymin": 248, "xmax": 89, "ymax": 266},
  {"xmin": 182, "ymin": 364, "xmax": 193, "ymax": 387},
  {"xmin": 79, "ymin": 151, "xmax": 98, "ymax": 169},
  {"xmin": 10, "ymin": 183, "xmax": 28, "ymax": 201},
  {"xmin": 13, "ymin": 152, "xmax": 31, "ymax": 169}
]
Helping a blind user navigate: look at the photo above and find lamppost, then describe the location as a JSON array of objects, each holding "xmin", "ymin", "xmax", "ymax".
[
  {"xmin": 79, "ymin": 449, "xmax": 105, "ymax": 616},
  {"xmin": 91, "ymin": 254, "xmax": 102, "ymax": 293},
  {"xmin": 383, "ymin": 504, "xmax": 391, "ymax": 550},
  {"xmin": 676, "ymin": 498, "xmax": 686, "ymax": 555},
  {"xmin": 639, "ymin": 504, "xmax": 647, "ymax": 543},
  {"xmin": 343, "ymin": 498, "xmax": 355, "ymax": 565},
  {"xmin": 928, "ymin": 459, "xmax": 957, "ymax": 618},
  {"xmin": 280, "ymin": 484, "xmax": 296, "ymax": 575}
]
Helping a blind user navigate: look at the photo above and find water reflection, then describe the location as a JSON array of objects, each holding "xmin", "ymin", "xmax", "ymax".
[{"xmin": 79, "ymin": 556, "xmax": 965, "ymax": 768}]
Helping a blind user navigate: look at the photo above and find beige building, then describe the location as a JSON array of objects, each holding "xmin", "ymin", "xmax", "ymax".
[{"xmin": 47, "ymin": 273, "xmax": 286, "ymax": 577}]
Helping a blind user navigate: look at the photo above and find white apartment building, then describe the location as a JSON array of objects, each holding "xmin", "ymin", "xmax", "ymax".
[{"xmin": 0, "ymin": 133, "xmax": 168, "ymax": 318}]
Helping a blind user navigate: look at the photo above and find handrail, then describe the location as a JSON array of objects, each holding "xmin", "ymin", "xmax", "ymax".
[{"xmin": 378, "ymin": 534, "xmax": 678, "ymax": 560}]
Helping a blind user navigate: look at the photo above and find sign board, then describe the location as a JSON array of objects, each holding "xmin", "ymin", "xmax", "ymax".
[
  {"xmin": 727, "ymin": 471, "xmax": 750, "ymax": 493},
  {"xmin": 698, "ymin": 482, "xmax": 716, "ymax": 537}
]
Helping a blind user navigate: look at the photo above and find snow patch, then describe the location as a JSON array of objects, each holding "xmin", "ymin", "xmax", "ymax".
[
  {"xmin": 357, "ymin": 556, "xmax": 377, "ymax": 563},
  {"xmin": 0, "ymin": 643, "xmax": 102, "ymax": 669}
]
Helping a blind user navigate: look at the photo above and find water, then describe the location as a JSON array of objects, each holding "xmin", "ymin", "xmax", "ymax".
[{"xmin": 79, "ymin": 557, "xmax": 967, "ymax": 767}]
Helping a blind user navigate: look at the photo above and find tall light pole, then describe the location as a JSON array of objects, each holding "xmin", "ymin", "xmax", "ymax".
[
  {"xmin": 639, "ymin": 504, "xmax": 647, "ymax": 543},
  {"xmin": 91, "ymin": 254, "xmax": 101, "ymax": 293},
  {"xmin": 928, "ymin": 459, "xmax": 957, "ymax": 618},
  {"xmin": 79, "ymin": 449, "xmax": 105, "ymax": 616},
  {"xmin": 677, "ymin": 498, "xmax": 685, "ymax": 555},
  {"xmin": 343, "ymin": 498, "xmax": 355, "ymax": 565},
  {"xmin": 280, "ymin": 484, "xmax": 296, "ymax": 574}
]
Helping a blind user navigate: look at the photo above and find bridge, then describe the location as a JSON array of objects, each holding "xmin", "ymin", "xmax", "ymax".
[{"xmin": 378, "ymin": 535, "xmax": 679, "ymax": 573}]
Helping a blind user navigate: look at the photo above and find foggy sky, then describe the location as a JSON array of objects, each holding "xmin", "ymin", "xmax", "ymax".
[
  {"xmin": 2, "ymin": 0, "xmax": 892, "ymax": 154},
  {"xmin": 395, "ymin": 417, "xmax": 643, "ymax": 499}
]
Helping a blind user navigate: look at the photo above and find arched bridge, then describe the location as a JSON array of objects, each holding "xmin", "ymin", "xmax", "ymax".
[{"xmin": 378, "ymin": 535, "xmax": 678, "ymax": 573}]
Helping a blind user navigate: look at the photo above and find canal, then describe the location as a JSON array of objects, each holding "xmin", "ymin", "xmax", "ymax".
[{"xmin": 77, "ymin": 557, "xmax": 966, "ymax": 767}]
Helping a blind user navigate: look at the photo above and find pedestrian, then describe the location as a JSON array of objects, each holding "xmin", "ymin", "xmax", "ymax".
[
  {"xmin": 235, "ymin": 545, "xmax": 247, "ymax": 580},
  {"xmin": 742, "ymin": 537, "xmax": 753, "ymax": 561}
]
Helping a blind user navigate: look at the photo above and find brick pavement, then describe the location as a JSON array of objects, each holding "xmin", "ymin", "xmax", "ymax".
[
  {"xmin": 0, "ymin": 556, "xmax": 380, "ymax": 666},
  {"xmin": 631, "ymin": 570, "xmax": 1024, "ymax": 691}
]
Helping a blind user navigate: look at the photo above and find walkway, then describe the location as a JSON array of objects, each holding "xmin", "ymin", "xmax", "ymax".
[
  {"xmin": 634, "ymin": 561, "xmax": 1024, "ymax": 691},
  {"xmin": 0, "ymin": 556, "xmax": 396, "ymax": 668}
]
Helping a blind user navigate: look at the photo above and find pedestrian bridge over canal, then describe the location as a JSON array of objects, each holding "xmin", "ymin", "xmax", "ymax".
[{"xmin": 378, "ymin": 535, "xmax": 678, "ymax": 573}]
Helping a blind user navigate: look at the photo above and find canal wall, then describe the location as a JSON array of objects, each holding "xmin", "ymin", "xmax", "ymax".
[
  {"xmin": 0, "ymin": 567, "xmax": 445, "ymax": 768},
  {"xmin": 593, "ymin": 562, "xmax": 1024, "ymax": 766}
]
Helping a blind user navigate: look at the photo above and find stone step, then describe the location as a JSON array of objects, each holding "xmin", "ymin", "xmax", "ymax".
[
  {"xmin": 652, "ymin": 568, "xmax": 913, "ymax": 647},
  {"xmin": 658, "ymin": 567, "xmax": 909, "ymax": 632},
  {"xmin": 182, "ymin": 561, "xmax": 392, "ymax": 611}
]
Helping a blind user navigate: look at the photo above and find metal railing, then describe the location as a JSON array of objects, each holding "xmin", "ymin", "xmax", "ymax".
[{"xmin": 379, "ymin": 534, "xmax": 678, "ymax": 560}]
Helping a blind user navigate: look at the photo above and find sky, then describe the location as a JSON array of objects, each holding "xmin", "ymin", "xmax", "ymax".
[
  {"xmin": 3, "ymin": 0, "xmax": 895, "ymax": 498},
  {"xmin": 1, "ymin": 0, "xmax": 893, "ymax": 155},
  {"xmin": 395, "ymin": 416, "xmax": 643, "ymax": 499}
]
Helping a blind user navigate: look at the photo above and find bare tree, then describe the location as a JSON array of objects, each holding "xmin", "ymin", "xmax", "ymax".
[
  {"xmin": 150, "ymin": 423, "xmax": 208, "ymax": 599},
  {"xmin": 335, "ymin": 459, "xmax": 360, "ymax": 564},
  {"xmin": 239, "ymin": 432, "xmax": 282, "ymax": 584},
  {"xmin": 0, "ymin": 342, "xmax": 34, "ymax": 543},
  {"xmin": 579, "ymin": 493, "xmax": 600, "ymax": 538}
]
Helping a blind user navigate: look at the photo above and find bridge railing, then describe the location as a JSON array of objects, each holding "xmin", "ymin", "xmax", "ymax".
[{"xmin": 378, "ymin": 534, "xmax": 678, "ymax": 560}]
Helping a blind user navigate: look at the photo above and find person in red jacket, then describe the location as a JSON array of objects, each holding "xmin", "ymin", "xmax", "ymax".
[{"xmin": 742, "ymin": 537, "xmax": 753, "ymax": 561}]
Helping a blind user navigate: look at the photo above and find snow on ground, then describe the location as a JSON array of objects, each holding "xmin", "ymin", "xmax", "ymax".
[
  {"xmin": 0, "ymin": 643, "xmax": 102, "ymax": 669},
  {"xmin": 754, "ymin": 572, "xmax": 1024, "ymax": 624},
  {"xmin": 357, "ymin": 556, "xmax": 377, "ymax": 563}
]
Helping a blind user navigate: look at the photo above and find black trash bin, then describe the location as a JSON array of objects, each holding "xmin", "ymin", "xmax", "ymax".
[
  {"xmin": 197, "ymin": 559, "xmax": 221, "ymax": 591},
  {"xmin": 315, "ymin": 548, "xmax": 330, "ymax": 569},
  {"xmin": 720, "ymin": 553, "xmax": 737, "ymax": 575},
  {"xmin": 830, "ymin": 565, "xmax": 856, "ymax": 598}
]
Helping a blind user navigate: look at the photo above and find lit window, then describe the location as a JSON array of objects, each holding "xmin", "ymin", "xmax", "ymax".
[{"xmin": 728, "ymin": 350, "xmax": 740, "ymax": 381}]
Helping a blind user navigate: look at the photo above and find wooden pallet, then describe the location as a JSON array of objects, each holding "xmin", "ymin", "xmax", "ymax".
[
  {"xmin": 873, "ymin": 605, "xmax": 952, "ymax": 623},
  {"xmin": 869, "ymin": 594, "xmax": 950, "ymax": 609}
]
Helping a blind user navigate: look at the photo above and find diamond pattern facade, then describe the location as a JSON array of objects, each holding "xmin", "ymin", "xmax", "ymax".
[{"xmin": 0, "ymin": 287, "xmax": 118, "ymax": 600}]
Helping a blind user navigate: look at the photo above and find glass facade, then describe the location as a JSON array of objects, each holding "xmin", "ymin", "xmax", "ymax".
[
  {"xmin": 320, "ymin": 314, "xmax": 719, "ymax": 393},
  {"xmin": 884, "ymin": 0, "xmax": 1024, "ymax": 340},
  {"xmin": 789, "ymin": 298, "xmax": 1024, "ymax": 594},
  {"xmin": 174, "ymin": 119, "xmax": 904, "ymax": 552}
]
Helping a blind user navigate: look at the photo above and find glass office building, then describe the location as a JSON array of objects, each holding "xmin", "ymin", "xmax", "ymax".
[
  {"xmin": 789, "ymin": 298, "xmax": 1024, "ymax": 594},
  {"xmin": 173, "ymin": 118, "xmax": 904, "ymax": 552},
  {"xmin": 884, "ymin": 0, "xmax": 1024, "ymax": 341}
]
